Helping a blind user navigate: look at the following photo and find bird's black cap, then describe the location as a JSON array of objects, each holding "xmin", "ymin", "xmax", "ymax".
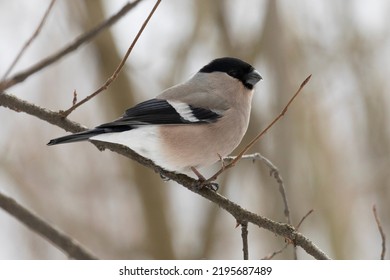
[{"xmin": 199, "ymin": 57, "xmax": 262, "ymax": 89}]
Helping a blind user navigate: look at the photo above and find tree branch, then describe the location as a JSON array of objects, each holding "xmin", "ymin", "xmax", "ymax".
[
  {"xmin": 62, "ymin": 0, "xmax": 162, "ymax": 117},
  {"xmin": 0, "ymin": 191, "xmax": 97, "ymax": 259},
  {"xmin": 0, "ymin": 0, "xmax": 143, "ymax": 92},
  {"xmin": 0, "ymin": 90, "xmax": 330, "ymax": 260},
  {"xmin": 373, "ymin": 205, "xmax": 386, "ymax": 260},
  {"xmin": 225, "ymin": 153, "xmax": 297, "ymax": 259},
  {"xmin": 240, "ymin": 221, "xmax": 249, "ymax": 260},
  {"xmin": 1, "ymin": 0, "xmax": 56, "ymax": 80},
  {"xmin": 224, "ymin": 153, "xmax": 292, "ymax": 224},
  {"xmin": 262, "ymin": 244, "xmax": 288, "ymax": 260},
  {"xmin": 296, "ymin": 209, "xmax": 314, "ymax": 230},
  {"xmin": 0, "ymin": 92, "xmax": 84, "ymax": 133}
]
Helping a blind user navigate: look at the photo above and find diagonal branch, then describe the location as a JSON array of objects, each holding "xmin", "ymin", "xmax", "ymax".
[
  {"xmin": 1, "ymin": 0, "xmax": 57, "ymax": 80},
  {"xmin": 0, "ymin": 0, "xmax": 143, "ymax": 92},
  {"xmin": 0, "ymin": 91, "xmax": 329, "ymax": 260},
  {"xmin": 61, "ymin": 0, "xmax": 162, "ymax": 117},
  {"xmin": 296, "ymin": 209, "xmax": 314, "ymax": 230},
  {"xmin": 0, "ymin": 191, "xmax": 97, "ymax": 260}
]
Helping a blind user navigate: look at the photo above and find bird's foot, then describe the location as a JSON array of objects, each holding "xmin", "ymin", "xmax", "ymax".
[
  {"xmin": 191, "ymin": 167, "xmax": 219, "ymax": 192},
  {"xmin": 159, "ymin": 173, "xmax": 170, "ymax": 182}
]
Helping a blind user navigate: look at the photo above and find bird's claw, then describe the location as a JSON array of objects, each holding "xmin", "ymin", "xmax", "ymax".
[
  {"xmin": 195, "ymin": 180, "xmax": 219, "ymax": 192},
  {"xmin": 190, "ymin": 166, "xmax": 219, "ymax": 191},
  {"xmin": 206, "ymin": 182, "xmax": 219, "ymax": 192},
  {"xmin": 159, "ymin": 173, "xmax": 170, "ymax": 182}
]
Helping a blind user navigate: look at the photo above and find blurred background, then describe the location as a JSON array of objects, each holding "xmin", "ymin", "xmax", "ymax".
[{"xmin": 0, "ymin": 0, "xmax": 389, "ymax": 259}]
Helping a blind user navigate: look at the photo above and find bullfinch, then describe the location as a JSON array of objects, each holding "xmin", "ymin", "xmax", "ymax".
[{"xmin": 48, "ymin": 57, "xmax": 262, "ymax": 174}]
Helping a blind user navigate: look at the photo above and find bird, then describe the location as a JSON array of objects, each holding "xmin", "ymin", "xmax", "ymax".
[{"xmin": 48, "ymin": 57, "xmax": 262, "ymax": 176}]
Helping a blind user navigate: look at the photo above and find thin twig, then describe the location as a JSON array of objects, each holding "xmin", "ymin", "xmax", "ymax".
[
  {"xmin": 225, "ymin": 154, "xmax": 300, "ymax": 255},
  {"xmin": 72, "ymin": 90, "xmax": 78, "ymax": 106},
  {"xmin": 0, "ymin": 0, "xmax": 143, "ymax": 92},
  {"xmin": 61, "ymin": 0, "xmax": 162, "ymax": 117},
  {"xmin": 373, "ymin": 205, "xmax": 386, "ymax": 260},
  {"xmin": 260, "ymin": 210, "xmax": 314, "ymax": 260},
  {"xmin": 1, "ymin": 0, "xmax": 56, "ymax": 81},
  {"xmin": 225, "ymin": 153, "xmax": 292, "ymax": 225},
  {"xmin": 296, "ymin": 209, "xmax": 314, "ymax": 230},
  {"xmin": 0, "ymin": 91, "xmax": 330, "ymax": 260},
  {"xmin": 205, "ymin": 75, "xmax": 312, "ymax": 184},
  {"xmin": 0, "ymin": 191, "xmax": 97, "ymax": 259},
  {"xmin": 262, "ymin": 243, "xmax": 289, "ymax": 260},
  {"xmin": 239, "ymin": 221, "xmax": 249, "ymax": 260}
]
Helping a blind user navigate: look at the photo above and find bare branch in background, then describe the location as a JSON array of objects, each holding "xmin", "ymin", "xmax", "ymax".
[
  {"xmin": 373, "ymin": 205, "xmax": 386, "ymax": 260},
  {"xmin": 205, "ymin": 75, "xmax": 312, "ymax": 184},
  {"xmin": 0, "ymin": 191, "xmax": 97, "ymax": 260},
  {"xmin": 1, "ymin": 0, "xmax": 56, "ymax": 81},
  {"xmin": 0, "ymin": 0, "xmax": 143, "ymax": 92},
  {"xmin": 61, "ymin": 0, "xmax": 162, "ymax": 117}
]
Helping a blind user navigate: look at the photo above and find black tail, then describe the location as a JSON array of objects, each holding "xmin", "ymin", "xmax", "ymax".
[{"xmin": 47, "ymin": 128, "xmax": 105, "ymax": 146}]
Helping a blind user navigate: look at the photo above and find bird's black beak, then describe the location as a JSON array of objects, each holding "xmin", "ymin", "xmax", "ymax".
[{"xmin": 244, "ymin": 70, "xmax": 262, "ymax": 89}]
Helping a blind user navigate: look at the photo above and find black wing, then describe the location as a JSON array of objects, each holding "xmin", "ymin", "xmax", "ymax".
[
  {"xmin": 47, "ymin": 98, "xmax": 222, "ymax": 145},
  {"xmin": 96, "ymin": 98, "xmax": 221, "ymax": 130}
]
